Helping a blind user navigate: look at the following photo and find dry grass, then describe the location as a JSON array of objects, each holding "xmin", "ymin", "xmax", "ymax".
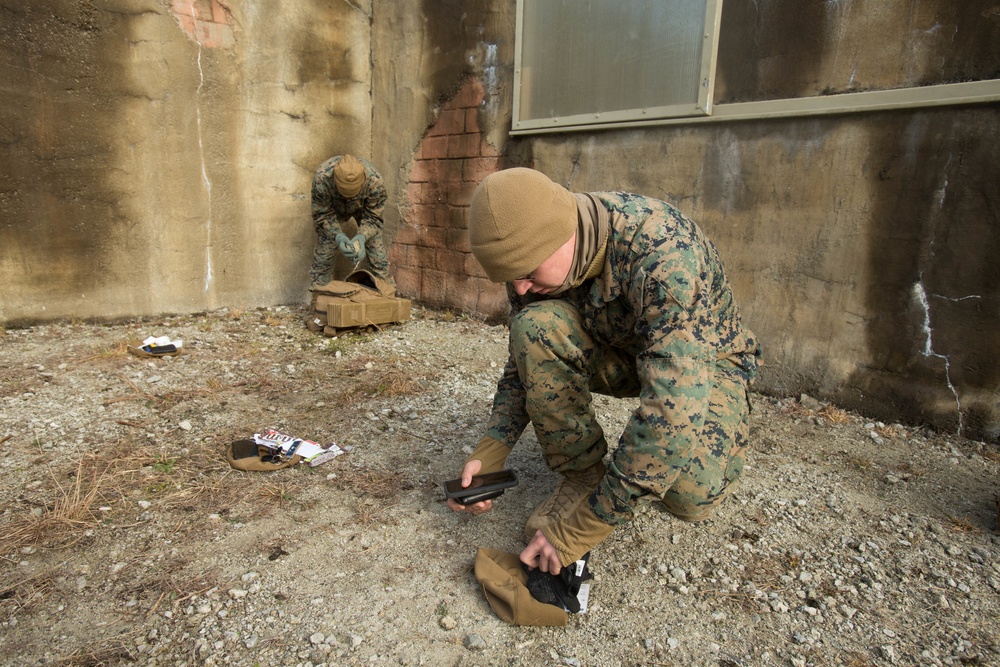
[
  {"xmin": 0, "ymin": 435, "xmax": 303, "ymax": 557},
  {"xmin": 0, "ymin": 569, "xmax": 58, "ymax": 623},
  {"xmin": 818, "ymin": 405, "xmax": 852, "ymax": 425},
  {"xmin": 0, "ymin": 457, "xmax": 111, "ymax": 553}
]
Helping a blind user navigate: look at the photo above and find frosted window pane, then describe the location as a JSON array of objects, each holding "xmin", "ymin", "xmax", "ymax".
[{"xmin": 519, "ymin": 0, "xmax": 708, "ymax": 122}]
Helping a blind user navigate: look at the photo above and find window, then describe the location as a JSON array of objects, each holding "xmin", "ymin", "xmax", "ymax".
[
  {"xmin": 512, "ymin": 0, "xmax": 1000, "ymax": 135},
  {"xmin": 513, "ymin": 0, "xmax": 723, "ymax": 132}
]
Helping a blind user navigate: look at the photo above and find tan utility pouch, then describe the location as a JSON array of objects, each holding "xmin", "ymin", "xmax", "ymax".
[
  {"xmin": 308, "ymin": 270, "xmax": 410, "ymax": 334},
  {"xmin": 226, "ymin": 439, "xmax": 302, "ymax": 471}
]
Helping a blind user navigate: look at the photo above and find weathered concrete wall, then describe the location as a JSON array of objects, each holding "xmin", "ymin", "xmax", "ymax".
[
  {"xmin": 374, "ymin": 0, "xmax": 999, "ymax": 442},
  {"xmin": 0, "ymin": 0, "xmax": 371, "ymax": 323}
]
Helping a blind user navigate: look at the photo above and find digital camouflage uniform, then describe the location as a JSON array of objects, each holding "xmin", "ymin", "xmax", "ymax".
[
  {"xmin": 484, "ymin": 192, "xmax": 762, "ymax": 526},
  {"xmin": 310, "ymin": 156, "xmax": 394, "ymax": 285}
]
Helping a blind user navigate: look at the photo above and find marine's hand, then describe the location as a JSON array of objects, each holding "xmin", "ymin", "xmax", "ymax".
[
  {"xmin": 349, "ymin": 234, "xmax": 367, "ymax": 261},
  {"xmin": 335, "ymin": 233, "xmax": 353, "ymax": 257},
  {"xmin": 446, "ymin": 459, "xmax": 494, "ymax": 515},
  {"xmin": 520, "ymin": 530, "xmax": 562, "ymax": 575}
]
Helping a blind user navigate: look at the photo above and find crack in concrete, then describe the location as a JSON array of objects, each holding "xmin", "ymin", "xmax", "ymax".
[
  {"xmin": 192, "ymin": 29, "xmax": 214, "ymax": 297},
  {"xmin": 913, "ymin": 279, "xmax": 962, "ymax": 434}
]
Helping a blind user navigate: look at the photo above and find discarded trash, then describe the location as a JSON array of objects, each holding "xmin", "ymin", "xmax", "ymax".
[
  {"xmin": 128, "ymin": 335, "xmax": 184, "ymax": 358},
  {"xmin": 253, "ymin": 428, "xmax": 351, "ymax": 467}
]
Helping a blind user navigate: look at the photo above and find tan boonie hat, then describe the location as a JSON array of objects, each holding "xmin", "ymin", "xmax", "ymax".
[
  {"xmin": 334, "ymin": 154, "xmax": 366, "ymax": 198},
  {"xmin": 473, "ymin": 548, "xmax": 568, "ymax": 626},
  {"xmin": 468, "ymin": 167, "xmax": 576, "ymax": 283}
]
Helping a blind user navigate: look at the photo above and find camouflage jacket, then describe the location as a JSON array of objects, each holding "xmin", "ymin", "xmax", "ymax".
[
  {"xmin": 311, "ymin": 156, "xmax": 387, "ymax": 240},
  {"xmin": 484, "ymin": 192, "xmax": 762, "ymax": 523}
]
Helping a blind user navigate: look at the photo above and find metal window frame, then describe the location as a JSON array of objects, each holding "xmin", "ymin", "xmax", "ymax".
[
  {"xmin": 511, "ymin": 0, "xmax": 724, "ymax": 133},
  {"xmin": 510, "ymin": 80, "xmax": 1000, "ymax": 136},
  {"xmin": 510, "ymin": 0, "xmax": 1000, "ymax": 137}
]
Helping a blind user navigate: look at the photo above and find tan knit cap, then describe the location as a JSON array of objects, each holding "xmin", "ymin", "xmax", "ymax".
[
  {"xmin": 468, "ymin": 168, "xmax": 576, "ymax": 283},
  {"xmin": 333, "ymin": 154, "xmax": 365, "ymax": 198}
]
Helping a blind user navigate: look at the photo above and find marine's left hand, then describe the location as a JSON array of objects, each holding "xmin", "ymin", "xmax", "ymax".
[
  {"xmin": 349, "ymin": 234, "xmax": 367, "ymax": 261},
  {"xmin": 520, "ymin": 530, "xmax": 562, "ymax": 575}
]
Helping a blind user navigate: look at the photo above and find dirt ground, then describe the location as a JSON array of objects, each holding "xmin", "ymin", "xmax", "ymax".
[{"xmin": 0, "ymin": 305, "xmax": 998, "ymax": 667}]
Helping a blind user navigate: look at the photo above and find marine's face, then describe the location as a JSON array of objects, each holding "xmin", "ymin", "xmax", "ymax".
[{"xmin": 511, "ymin": 233, "xmax": 576, "ymax": 296}]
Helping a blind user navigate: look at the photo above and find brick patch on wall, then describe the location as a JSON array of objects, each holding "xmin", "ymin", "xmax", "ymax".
[
  {"xmin": 391, "ymin": 79, "xmax": 508, "ymax": 319},
  {"xmin": 169, "ymin": 0, "xmax": 235, "ymax": 49}
]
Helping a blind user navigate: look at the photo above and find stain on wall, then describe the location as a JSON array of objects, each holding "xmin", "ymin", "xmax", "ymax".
[{"xmin": 716, "ymin": 0, "xmax": 1000, "ymax": 102}]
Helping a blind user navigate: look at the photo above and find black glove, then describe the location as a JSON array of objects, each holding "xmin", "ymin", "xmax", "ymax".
[{"xmin": 524, "ymin": 552, "xmax": 592, "ymax": 613}]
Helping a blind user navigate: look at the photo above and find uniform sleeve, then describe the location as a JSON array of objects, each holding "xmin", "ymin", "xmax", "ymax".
[
  {"xmin": 311, "ymin": 171, "xmax": 343, "ymax": 237},
  {"xmin": 356, "ymin": 171, "xmax": 386, "ymax": 239},
  {"xmin": 483, "ymin": 284, "xmax": 532, "ymax": 448},
  {"xmin": 591, "ymin": 251, "xmax": 715, "ymax": 525}
]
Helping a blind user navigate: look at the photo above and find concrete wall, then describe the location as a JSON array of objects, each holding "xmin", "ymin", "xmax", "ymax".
[
  {"xmin": 0, "ymin": 0, "xmax": 371, "ymax": 322},
  {"xmin": 379, "ymin": 0, "xmax": 1000, "ymax": 442},
  {"xmin": 1, "ymin": 0, "xmax": 997, "ymax": 441}
]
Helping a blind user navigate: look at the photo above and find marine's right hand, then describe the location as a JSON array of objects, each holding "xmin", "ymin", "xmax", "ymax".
[{"xmin": 446, "ymin": 459, "xmax": 494, "ymax": 515}]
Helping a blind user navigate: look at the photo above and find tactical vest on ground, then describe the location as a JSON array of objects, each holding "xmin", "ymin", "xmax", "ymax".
[{"xmin": 307, "ymin": 270, "xmax": 411, "ymax": 335}]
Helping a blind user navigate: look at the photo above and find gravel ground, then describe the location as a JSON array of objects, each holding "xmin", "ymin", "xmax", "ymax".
[{"xmin": 0, "ymin": 305, "xmax": 998, "ymax": 667}]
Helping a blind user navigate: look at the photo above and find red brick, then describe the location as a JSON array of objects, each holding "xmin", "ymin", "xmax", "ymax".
[
  {"xmin": 409, "ymin": 182, "xmax": 445, "ymax": 205},
  {"xmin": 452, "ymin": 181, "xmax": 479, "ymax": 207},
  {"xmin": 445, "ymin": 273, "xmax": 478, "ymax": 312},
  {"xmin": 421, "ymin": 270, "xmax": 448, "ymax": 307},
  {"xmin": 465, "ymin": 253, "xmax": 488, "ymax": 277},
  {"xmin": 464, "ymin": 156, "xmax": 501, "ymax": 182},
  {"xmin": 450, "ymin": 80, "xmax": 485, "ymax": 109},
  {"xmin": 480, "ymin": 140, "xmax": 503, "ymax": 158},
  {"xmin": 476, "ymin": 280, "xmax": 509, "ymax": 318},
  {"xmin": 422, "ymin": 226, "xmax": 449, "ymax": 249},
  {"xmin": 409, "ymin": 159, "xmax": 434, "ymax": 183},
  {"xmin": 405, "ymin": 204, "xmax": 434, "ymax": 227},
  {"xmin": 449, "ymin": 205, "xmax": 470, "ymax": 229},
  {"xmin": 434, "ymin": 248, "xmax": 468, "ymax": 274},
  {"xmin": 418, "ymin": 136, "xmax": 449, "ymax": 160},
  {"xmin": 448, "ymin": 133, "xmax": 482, "ymax": 159},
  {"xmin": 447, "ymin": 229, "xmax": 471, "ymax": 253},
  {"xmin": 420, "ymin": 204, "xmax": 448, "ymax": 228},
  {"xmin": 465, "ymin": 108, "xmax": 479, "ymax": 132},
  {"xmin": 438, "ymin": 158, "xmax": 464, "ymax": 183},
  {"xmin": 432, "ymin": 205, "xmax": 453, "ymax": 228},
  {"xmin": 210, "ymin": 0, "xmax": 227, "ymax": 23},
  {"xmin": 395, "ymin": 224, "xmax": 421, "ymax": 246},
  {"xmin": 428, "ymin": 109, "xmax": 466, "ymax": 137},
  {"xmin": 393, "ymin": 265, "xmax": 421, "ymax": 299}
]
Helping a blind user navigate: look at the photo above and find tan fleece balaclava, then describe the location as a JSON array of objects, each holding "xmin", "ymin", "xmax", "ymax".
[
  {"xmin": 468, "ymin": 168, "xmax": 577, "ymax": 283},
  {"xmin": 333, "ymin": 154, "xmax": 366, "ymax": 198},
  {"xmin": 473, "ymin": 548, "xmax": 568, "ymax": 626}
]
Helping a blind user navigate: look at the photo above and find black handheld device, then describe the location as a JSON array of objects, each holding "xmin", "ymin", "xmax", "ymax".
[{"xmin": 443, "ymin": 469, "xmax": 519, "ymax": 505}]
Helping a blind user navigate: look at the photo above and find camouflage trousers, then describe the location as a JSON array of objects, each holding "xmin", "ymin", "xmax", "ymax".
[
  {"xmin": 510, "ymin": 299, "xmax": 750, "ymax": 523},
  {"xmin": 309, "ymin": 227, "xmax": 395, "ymax": 286}
]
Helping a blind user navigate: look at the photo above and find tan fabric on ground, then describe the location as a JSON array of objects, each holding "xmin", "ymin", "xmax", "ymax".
[
  {"xmin": 333, "ymin": 154, "xmax": 365, "ymax": 198},
  {"xmin": 473, "ymin": 548, "xmax": 568, "ymax": 626}
]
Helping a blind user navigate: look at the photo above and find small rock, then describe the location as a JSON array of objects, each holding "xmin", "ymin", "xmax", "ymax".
[
  {"xmin": 463, "ymin": 634, "xmax": 487, "ymax": 651},
  {"xmin": 439, "ymin": 615, "xmax": 457, "ymax": 630}
]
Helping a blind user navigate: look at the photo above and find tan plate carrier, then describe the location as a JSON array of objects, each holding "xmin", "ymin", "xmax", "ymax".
[{"xmin": 308, "ymin": 270, "xmax": 410, "ymax": 335}]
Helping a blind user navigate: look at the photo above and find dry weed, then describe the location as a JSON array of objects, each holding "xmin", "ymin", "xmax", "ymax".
[
  {"xmin": 0, "ymin": 570, "xmax": 57, "ymax": 623},
  {"xmin": 818, "ymin": 405, "xmax": 851, "ymax": 425}
]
